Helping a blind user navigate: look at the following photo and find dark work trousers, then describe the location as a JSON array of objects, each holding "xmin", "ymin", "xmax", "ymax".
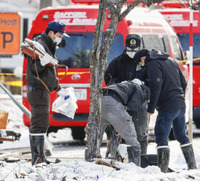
[
  {"xmin": 27, "ymin": 87, "xmax": 50, "ymax": 133},
  {"xmin": 132, "ymin": 101, "xmax": 148, "ymax": 154},
  {"xmin": 155, "ymin": 108, "xmax": 190, "ymax": 146},
  {"xmin": 98, "ymin": 96, "xmax": 140, "ymax": 149}
]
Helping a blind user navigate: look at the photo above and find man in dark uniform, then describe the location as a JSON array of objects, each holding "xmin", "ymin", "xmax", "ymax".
[
  {"xmin": 104, "ymin": 34, "xmax": 149, "ymax": 155},
  {"xmin": 134, "ymin": 48, "xmax": 197, "ymax": 172},
  {"xmin": 98, "ymin": 80, "xmax": 150, "ymax": 166},
  {"xmin": 105, "ymin": 34, "xmax": 143, "ymax": 85},
  {"xmin": 26, "ymin": 21, "xmax": 68, "ymax": 165}
]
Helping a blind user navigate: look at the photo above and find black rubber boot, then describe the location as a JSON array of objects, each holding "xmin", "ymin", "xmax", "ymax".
[
  {"xmin": 106, "ymin": 132, "xmax": 121, "ymax": 159},
  {"xmin": 127, "ymin": 146, "xmax": 141, "ymax": 166},
  {"xmin": 140, "ymin": 142, "xmax": 147, "ymax": 155},
  {"xmin": 181, "ymin": 143, "xmax": 197, "ymax": 170},
  {"xmin": 29, "ymin": 134, "xmax": 51, "ymax": 165},
  {"xmin": 157, "ymin": 146, "xmax": 170, "ymax": 173}
]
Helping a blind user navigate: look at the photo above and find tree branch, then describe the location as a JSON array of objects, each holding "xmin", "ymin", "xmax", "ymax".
[
  {"xmin": 177, "ymin": 0, "xmax": 199, "ymax": 10},
  {"xmin": 107, "ymin": 0, "xmax": 124, "ymax": 3},
  {"xmin": 119, "ymin": 0, "xmax": 141, "ymax": 21},
  {"xmin": 107, "ymin": 3, "xmax": 116, "ymax": 16},
  {"xmin": 92, "ymin": 1, "xmax": 106, "ymax": 57}
]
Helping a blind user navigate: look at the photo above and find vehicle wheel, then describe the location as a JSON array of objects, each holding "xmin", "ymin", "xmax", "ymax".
[
  {"xmin": 194, "ymin": 119, "xmax": 200, "ymax": 129},
  {"xmin": 47, "ymin": 127, "xmax": 60, "ymax": 136},
  {"xmin": 71, "ymin": 127, "xmax": 85, "ymax": 141}
]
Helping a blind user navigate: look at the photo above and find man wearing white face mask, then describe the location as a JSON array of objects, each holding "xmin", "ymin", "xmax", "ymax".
[
  {"xmin": 104, "ymin": 34, "xmax": 149, "ymax": 156},
  {"xmin": 104, "ymin": 34, "xmax": 142, "ymax": 85},
  {"xmin": 26, "ymin": 21, "xmax": 68, "ymax": 165}
]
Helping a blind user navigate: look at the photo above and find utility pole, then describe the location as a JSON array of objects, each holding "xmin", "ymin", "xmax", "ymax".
[
  {"xmin": 188, "ymin": 0, "xmax": 194, "ymax": 141},
  {"xmin": 40, "ymin": 0, "xmax": 52, "ymax": 9},
  {"xmin": 66, "ymin": 0, "xmax": 71, "ymax": 5}
]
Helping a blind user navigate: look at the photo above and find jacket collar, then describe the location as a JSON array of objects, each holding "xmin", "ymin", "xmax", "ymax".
[{"xmin": 40, "ymin": 32, "xmax": 56, "ymax": 54}]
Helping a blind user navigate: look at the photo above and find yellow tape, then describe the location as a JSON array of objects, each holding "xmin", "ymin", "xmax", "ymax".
[
  {"xmin": 4, "ymin": 81, "xmax": 22, "ymax": 87},
  {"xmin": 0, "ymin": 73, "xmax": 25, "ymax": 76},
  {"xmin": 0, "ymin": 72, "xmax": 90, "ymax": 87},
  {"xmin": 58, "ymin": 72, "xmax": 90, "ymax": 75},
  {"xmin": 179, "ymin": 58, "xmax": 200, "ymax": 63},
  {"xmin": 0, "ymin": 72, "xmax": 90, "ymax": 76}
]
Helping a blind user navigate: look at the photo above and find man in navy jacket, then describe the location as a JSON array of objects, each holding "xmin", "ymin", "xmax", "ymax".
[
  {"xmin": 134, "ymin": 49, "xmax": 197, "ymax": 172},
  {"xmin": 104, "ymin": 34, "xmax": 149, "ymax": 155}
]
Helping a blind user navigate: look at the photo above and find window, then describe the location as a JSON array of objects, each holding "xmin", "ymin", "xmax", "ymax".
[
  {"xmin": 142, "ymin": 34, "xmax": 170, "ymax": 54},
  {"xmin": 170, "ymin": 36, "xmax": 183, "ymax": 61},
  {"xmin": 23, "ymin": 18, "xmax": 28, "ymax": 42},
  {"xmin": 55, "ymin": 33, "xmax": 124, "ymax": 68},
  {"xmin": 178, "ymin": 33, "xmax": 200, "ymax": 65}
]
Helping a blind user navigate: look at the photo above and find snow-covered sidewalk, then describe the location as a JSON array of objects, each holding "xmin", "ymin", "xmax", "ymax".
[
  {"xmin": 1, "ymin": 93, "xmax": 200, "ymax": 180},
  {"xmin": 1, "ymin": 139, "xmax": 200, "ymax": 181}
]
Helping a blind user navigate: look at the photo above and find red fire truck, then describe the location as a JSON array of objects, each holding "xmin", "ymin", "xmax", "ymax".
[
  {"xmin": 152, "ymin": 1, "xmax": 200, "ymax": 129},
  {"xmin": 22, "ymin": 4, "xmax": 187, "ymax": 140}
]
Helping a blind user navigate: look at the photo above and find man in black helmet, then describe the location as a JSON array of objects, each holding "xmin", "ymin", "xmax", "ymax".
[
  {"xmin": 134, "ymin": 48, "xmax": 197, "ymax": 172},
  {"xmin": 104, "ymin": 34, "xmax": 142, "ymax": 85},
  {"xmin": 104, "ymin": 34, "xmax": 149, "ymax": 156}
]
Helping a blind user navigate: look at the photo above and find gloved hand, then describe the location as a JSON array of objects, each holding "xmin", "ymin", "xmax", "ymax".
[
  {"xmin": 131, "ymin": 78, "xmax": 143, "ymax": 85},
  {"xmin": 39, "ymin": 53, "xmax": 51, "ymax": 66}
]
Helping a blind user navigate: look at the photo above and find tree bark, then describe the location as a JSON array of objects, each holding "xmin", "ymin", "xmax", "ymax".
[
  {"xmin": 85, "ymin": 0, "xmax": 107, "ymax": 161},
  {"xmin": 84, "ymin": 0, "xmax": 144, "ymax": 161}
]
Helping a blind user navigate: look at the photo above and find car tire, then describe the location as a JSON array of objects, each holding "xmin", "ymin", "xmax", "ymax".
[
  {"xmin": 71, "ymin": 127, "xmax": 85, "ymax": 141},
  {"xmin": 194, "ymin": 119, "xmax": 200, "ymax": 129}
]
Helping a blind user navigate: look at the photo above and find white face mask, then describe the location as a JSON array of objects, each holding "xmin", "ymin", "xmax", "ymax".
[
  {"xmin": 54, "ymin": 36, "xmax": 62, "ymax": 44},
  {"xmin": 126, "ymin": 51, "xmax": 135, "ymax": 58}
]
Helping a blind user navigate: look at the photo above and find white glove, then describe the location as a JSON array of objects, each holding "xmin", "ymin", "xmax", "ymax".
[
  {"xmin": 132, "ymin": 78, "xmax": 143, "ymax": 85},
  {"xmin": 39, "ymin": 53, "xmax": 52, "ymax": 66}
]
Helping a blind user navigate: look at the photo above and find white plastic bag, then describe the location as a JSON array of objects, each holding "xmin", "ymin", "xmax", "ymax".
[{"xmin": 52, "ymin": 87, "xmax": 78, "ymax": 119}]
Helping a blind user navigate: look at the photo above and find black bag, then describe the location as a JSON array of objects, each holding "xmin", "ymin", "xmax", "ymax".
[{"xmin": 141, "ymin": 154, "xmax": 157, "ymax": 168}]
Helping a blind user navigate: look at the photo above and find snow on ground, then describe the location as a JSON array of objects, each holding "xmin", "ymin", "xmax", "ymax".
[{"xmin": 1, "ymin": 93, "xmax": 200, "ymax": 181}]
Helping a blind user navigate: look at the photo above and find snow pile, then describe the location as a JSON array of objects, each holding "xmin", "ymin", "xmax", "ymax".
[{"xmin": 0, "ymin": 159, "xmax": 200, "ymax": 181}]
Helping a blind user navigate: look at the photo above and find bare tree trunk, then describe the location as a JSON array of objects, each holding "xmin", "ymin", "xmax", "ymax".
[
  {"xmin": 85, "ymin": 0, "xmax": 107, "ymax": 161},
  {"xmin": 85, "ymin": 0, "xmax": 125, "ymax": 161},
  {"xmin": 84, "ymin": 0, "xmax": 143, "ymax": 161}
]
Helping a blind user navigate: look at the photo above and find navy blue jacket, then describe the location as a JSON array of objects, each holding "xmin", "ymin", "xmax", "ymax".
[
  {"xmin": 146, "ymin": 50, "xmax": 187, "ymax": 113},
  {"xmin": 104, "ymin": 51, "xmax": 144, "ymax": 85}
]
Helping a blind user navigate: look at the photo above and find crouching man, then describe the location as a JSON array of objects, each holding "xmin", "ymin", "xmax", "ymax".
[{"xmin": 98, "ymin": 79, "xmax": 150, "ymax": 166}]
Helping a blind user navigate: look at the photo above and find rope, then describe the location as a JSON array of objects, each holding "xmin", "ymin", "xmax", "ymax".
[{"xmin": 33, "ymin": 47, "xmax": 55, "ymax": 94}]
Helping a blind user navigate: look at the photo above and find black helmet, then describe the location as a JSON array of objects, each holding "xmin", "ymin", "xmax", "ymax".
[
  {"xmin": 126, "ymin": 34, "xmax": 141, "ymax": 51},
  {"xmin": 134, "ymin": 49, "xmax": 149, "ymax": 63}
]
